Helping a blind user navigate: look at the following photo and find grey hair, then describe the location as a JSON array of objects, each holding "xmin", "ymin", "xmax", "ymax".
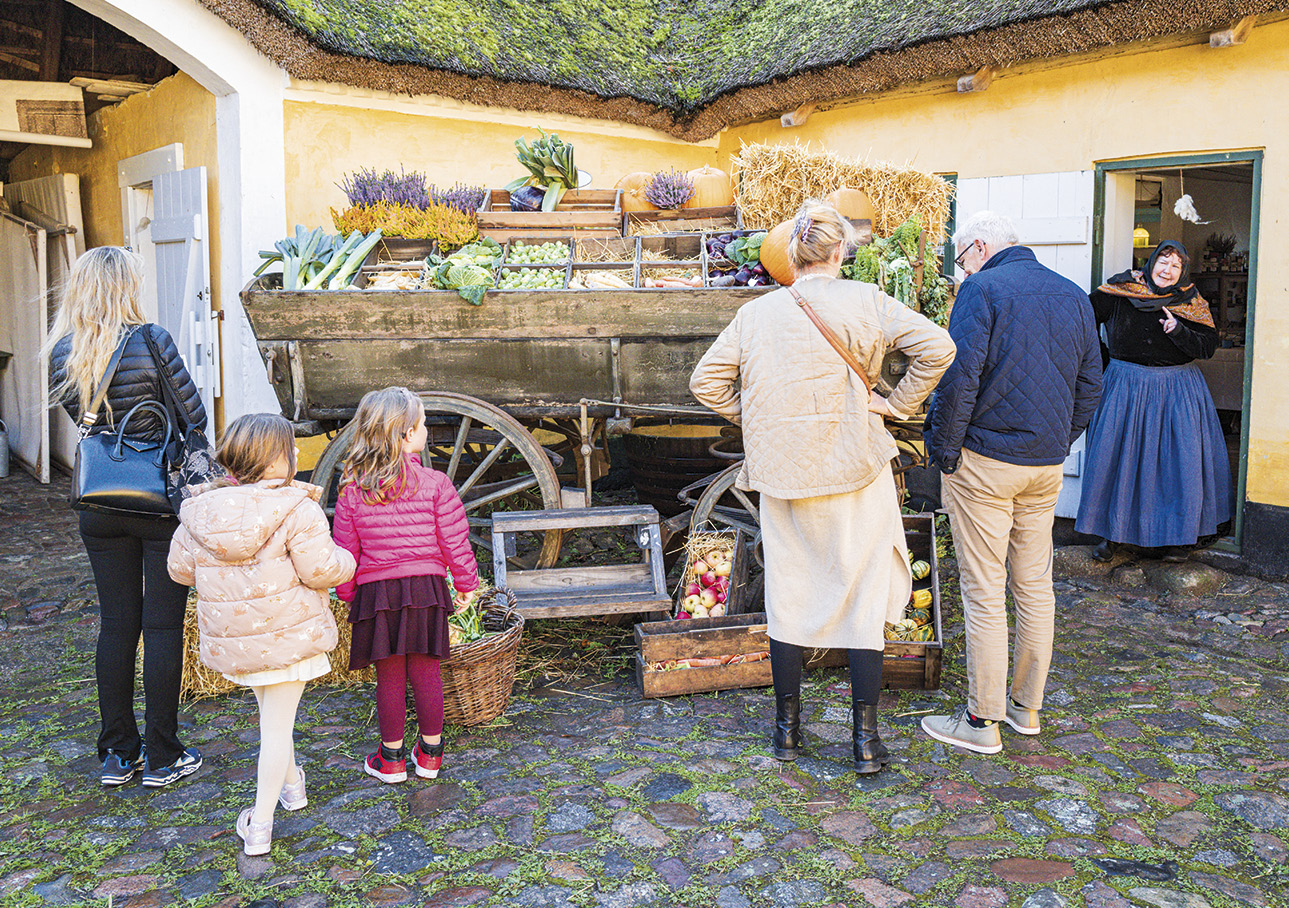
[{"xmin": 953, "ymin": 210, "xmax": 1020, "ymax": 250}]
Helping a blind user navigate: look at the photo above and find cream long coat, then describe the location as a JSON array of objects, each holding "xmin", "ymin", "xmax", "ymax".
[
  {"xmin": 690, "ymin": 277, "xmax": 956, "ymax": 499},
  {"xmin": 689, "ymin": 277, "xmax": 955, "ymax": 648},
  {"xmin": 168, "ymin": 480, "xmax": 357, "ymax": 675}
]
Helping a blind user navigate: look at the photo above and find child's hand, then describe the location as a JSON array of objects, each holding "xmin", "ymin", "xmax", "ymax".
[{"xmin": 453, "ymin": 592, "xmax": 472, "ymax": 613}]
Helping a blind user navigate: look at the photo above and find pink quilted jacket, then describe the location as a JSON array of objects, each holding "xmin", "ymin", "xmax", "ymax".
[
  {"xmin": 168, "ymin": 480, "xmax": 357, "ymax": 675},
  {"xmin": 331, "ymin": 456, "xmax": 480, "ymax": 603}
]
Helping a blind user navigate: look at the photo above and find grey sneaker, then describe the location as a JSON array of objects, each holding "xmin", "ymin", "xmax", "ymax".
[
  {"xmin": 1005, "ymin": 698, "xmax": 1041, "ymax": 735},
  {"xmin": 279, "ymin": 765, "xmax": 307, "ymax": 811},
  {"xmin": 921, "ymin": 708, "xmax": 1002, "ymax": 754},
  {"xmin": 236, "ymin": 807, "xmax": 272, "ymax": 856}
]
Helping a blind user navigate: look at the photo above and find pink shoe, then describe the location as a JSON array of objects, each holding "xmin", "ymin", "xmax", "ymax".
[
  {"xmin": 236, "ymin": 807, "xmax": 272, "ymax": 856},
  {"xmin": 412, "ymin": 740, "xmax": 444, "ymax": 779},
  {"xmin": 279, "ymin": 765, "xmax": 307, "ymax": 811}
]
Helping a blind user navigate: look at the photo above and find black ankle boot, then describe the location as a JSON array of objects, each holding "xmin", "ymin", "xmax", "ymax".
[
  {"xmin": 773, "ymin": 694, "xmax": 801, "ymax": 761},
  {"xmin": 853, "ymin": 704, "xmax": 890, "ymax": 775},
  {"xmin": 1090, "ymin": 539, "xmax": 1118, "ymax": 563}
]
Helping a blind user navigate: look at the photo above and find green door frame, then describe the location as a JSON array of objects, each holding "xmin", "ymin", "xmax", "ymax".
[{"xmin": 1092, "ymin": 150, "xmax": 1263, "ymax": 547}]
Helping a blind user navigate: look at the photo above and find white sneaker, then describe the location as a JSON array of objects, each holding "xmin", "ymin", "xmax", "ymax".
[
  {"xmin": 279, "ymin": 765, "xmax": 307, "ymax": 811},
  {"xmin": 236, "ymin": 808, "xmax": 272, "ymax": 856}
]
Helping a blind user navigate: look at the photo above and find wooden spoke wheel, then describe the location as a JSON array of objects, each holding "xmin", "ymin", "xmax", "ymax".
[{"xmin": 311, "ymin": 392, "xmax": 564, "ymax": 569}]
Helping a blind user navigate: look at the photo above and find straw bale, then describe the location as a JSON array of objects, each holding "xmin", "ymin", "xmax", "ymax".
[
  {"xmin": 180, "ymin": 592, "xmax": 372, "ymax": 702},
  {"xmin": 731, "ymin": 142, "xmax": 953, "ymax": 244}
]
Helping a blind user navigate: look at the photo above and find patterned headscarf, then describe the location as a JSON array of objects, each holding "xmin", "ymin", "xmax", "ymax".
[{"xmin": 1096, "ymin": 241, "xmax": 1214, "ymax": 328}]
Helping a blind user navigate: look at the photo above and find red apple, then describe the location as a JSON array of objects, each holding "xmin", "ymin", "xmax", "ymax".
[
  {"xmin": 701, "ymin": 572, "xmax": 717, "ymax": 587},
  {"xmin": 699, "ymin": 589, "xmax": 717, "ymax": 610},
  {"xmin": 713, "ymin": 560, "xmax": 732, "ymax": 577},
  {"xmin": 686, "ymin": 582, "xmax": 702, "ymax": 598},
  {"xmin": 692, "ymin": 559, "xmax": 710, "ymax": 575},
  {"xmin": 676, "ymin": 610, "xmax": 691, "ymax": 620}
]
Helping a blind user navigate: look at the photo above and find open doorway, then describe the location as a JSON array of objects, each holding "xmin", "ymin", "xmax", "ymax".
[{"xmin": 1094, "ymin": 152, "xmax": 1261, "ymax": 547}]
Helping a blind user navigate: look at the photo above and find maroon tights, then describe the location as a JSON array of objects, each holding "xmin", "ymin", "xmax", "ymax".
[{"xmin": 373, "ymin": 653, "xmax": 443, "ymax": 744}]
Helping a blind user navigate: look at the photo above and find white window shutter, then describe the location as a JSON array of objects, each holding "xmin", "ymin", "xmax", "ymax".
[{"xmin": 152, "ymin": 167, "xmax": 220, "ymax": 415}]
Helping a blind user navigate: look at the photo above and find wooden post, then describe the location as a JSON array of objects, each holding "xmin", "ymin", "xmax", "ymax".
[
  {"xmin": 913, "ymin": 231, "xmax": 926, "ymax": 303},
  {"xmin": 39, "ymin": 0, "xmax": 65, "ymax": 82}
]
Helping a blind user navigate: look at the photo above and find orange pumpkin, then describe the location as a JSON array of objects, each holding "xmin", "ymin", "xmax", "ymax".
[
  {"xmin": 825, "ymin": 187, "xmax": 875, "ymax": 222},
  {"xmin": 685, "ymin": 166, "xmax": 735, "ymax": 209},
  {"xmin": 760, "ymin": 220, "xmax": 796, "ymax": 286},
  {"xmin": 621, "ymin": 188, "xmax": 657, "ymax": 213},
  {"xmin": 615, "ymin": 171, "xmax": 652, "ymax": 194}
]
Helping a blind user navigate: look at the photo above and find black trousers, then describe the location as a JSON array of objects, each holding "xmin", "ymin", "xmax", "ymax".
[{"xmin": 78, "ymin": 511, "xmax": 188, "ymax": 768}]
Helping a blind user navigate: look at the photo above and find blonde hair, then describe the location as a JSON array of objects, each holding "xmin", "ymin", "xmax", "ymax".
[
  {"xmin": 340, "ymin": 387, "xmax": 424, "ymax": 504},
  {"xmin": 788, "ymin": 200, "xmax": 856, "ymax": 270},
  {"xmin": 216, "ymin": 413, "xmax": 296, "ymax": 487},
  {"xmin": 42, "ymin": 246, "xmax": 147, "ymax": 417}
]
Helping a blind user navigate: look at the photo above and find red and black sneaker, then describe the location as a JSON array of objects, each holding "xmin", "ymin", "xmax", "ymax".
[
  {"xmin": 363, "ymin": 747, "xmax": 407, "ymax": 784},
  {"xmin": 412, "ymin": 740, "xmax": 445, "ymax": 779}
]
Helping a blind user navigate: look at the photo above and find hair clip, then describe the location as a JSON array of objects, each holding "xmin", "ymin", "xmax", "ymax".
[{"xmin": 796, "ymin": 216, "xmax": 814, "ymax": 242}]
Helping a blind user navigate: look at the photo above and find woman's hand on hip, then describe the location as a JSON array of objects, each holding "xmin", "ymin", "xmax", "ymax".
[
  {"xmin": 1159, "ymin": 306, "xmax": 1178, "ymax": 334},
  {"xmin": 867, "ymin": 394, "xmax": 894, "ymax": 418}
]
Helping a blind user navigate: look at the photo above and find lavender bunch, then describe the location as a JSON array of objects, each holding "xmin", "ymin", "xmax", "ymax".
[
  {"xmin": 338, "ymin": 167, "xmax": 431, "ymax": 209},
  {"xmin": 644, "ymin": 168, "xmax": 695, "ymax": 210},
  {"xmin": 431, "ymin": 182, "xmax": 487, "ymax": 214}
]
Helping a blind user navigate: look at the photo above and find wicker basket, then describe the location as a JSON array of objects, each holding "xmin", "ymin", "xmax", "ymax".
[{"xmin": 441, "ymin": 587, "xmax": 524, "ymax": 726}]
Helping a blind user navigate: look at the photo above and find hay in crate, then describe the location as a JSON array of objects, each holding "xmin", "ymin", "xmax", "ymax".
[
  {"xmin": 731, "ymin": 142, "xmax": 953, "ymax": 243},
  {"xmin": 180, "ymin": 591, "xmax": 371, "ymax": 701}
]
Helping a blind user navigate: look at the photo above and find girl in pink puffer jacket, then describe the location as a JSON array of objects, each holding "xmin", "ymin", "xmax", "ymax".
[
  {"xmin": 332, "ymin": 387, "xmax": 480, "ymax": 784},
  {"xmin": 168, "ymin": 413, "xmax": 356, "ymax": 856}
]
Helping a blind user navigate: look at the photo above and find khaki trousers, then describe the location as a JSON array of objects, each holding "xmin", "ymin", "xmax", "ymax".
[{"xmin": 941, "ymin": 448, "xmax": 1064, "ymax": 721}]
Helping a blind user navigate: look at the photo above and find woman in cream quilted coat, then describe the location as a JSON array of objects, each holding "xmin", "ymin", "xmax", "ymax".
[
  {"xmin": 168, "ymin": 413, "xmax": 355, "ymax": 855},
  {"xmin": 691, "ymin": 200, "xmax": 954, "ymax": 776}
]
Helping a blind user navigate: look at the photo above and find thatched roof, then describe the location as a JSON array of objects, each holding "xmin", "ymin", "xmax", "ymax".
[{"xmin": 201, "ymin": 0, "xmax": 1286, "ymax": 140}]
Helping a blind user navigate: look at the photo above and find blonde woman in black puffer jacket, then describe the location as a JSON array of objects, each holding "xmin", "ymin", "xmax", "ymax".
[{"xmin": 44, "ymin": 246, "xmax": 207, "ymax": 790}]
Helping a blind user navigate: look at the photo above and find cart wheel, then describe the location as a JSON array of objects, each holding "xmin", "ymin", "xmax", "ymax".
[{"xmin": 312, "ymin": 392, "xmax": 564, "ymax": 569}]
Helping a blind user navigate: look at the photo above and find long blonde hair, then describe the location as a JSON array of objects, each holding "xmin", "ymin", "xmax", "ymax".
[
  {"xmin": 788, "ymin": 200, "xmax": 856, "ymax": 270},
  {"xmin": 341, "ymin": 387, "xmax": 424, "ymax": 504},
  {"xmin": 42, "ymin": 246, "xmax": 148, "ymax": 417},
  {"xmin": 216, "ymin": 413, "xmax": 296, "ymax": 487}
]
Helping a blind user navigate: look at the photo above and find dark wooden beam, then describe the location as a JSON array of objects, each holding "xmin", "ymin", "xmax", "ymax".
[{"xmin": 39, "ymin": 0, "xmax": 65, "ymax": 81}]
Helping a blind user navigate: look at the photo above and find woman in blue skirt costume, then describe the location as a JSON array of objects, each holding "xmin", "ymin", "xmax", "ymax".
[{"xmin": 1076, "ymin": 241, "xmax": 1233, "ymax": 563}]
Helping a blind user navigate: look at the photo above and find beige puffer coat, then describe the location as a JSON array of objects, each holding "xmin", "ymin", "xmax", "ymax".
[
  {"xmin": 167, "ymin": 480, "xmax": 357, "ymax": 676},
  {"xmin": 690, "ymin": 277, "xmax": 955, "ymax": 499}
]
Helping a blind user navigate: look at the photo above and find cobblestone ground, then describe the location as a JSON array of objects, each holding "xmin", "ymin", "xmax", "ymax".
[{"xmin": 2, "ymin": 470, "xmax": 1288, "ymax": 907}]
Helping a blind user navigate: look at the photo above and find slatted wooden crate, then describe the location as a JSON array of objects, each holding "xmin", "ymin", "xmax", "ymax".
[
  {"xmin": 635, "ymin": 514, "xmax": 942, "ymax": 697},
  {"xmin": 478, "ymin": 189, "xmax": 622, "ymax": 241}
]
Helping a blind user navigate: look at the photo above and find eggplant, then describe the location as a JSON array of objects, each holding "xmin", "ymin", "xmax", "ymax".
[{"xmin": 509, "ymin": 186, "xmax": 546, "ymax": 211}]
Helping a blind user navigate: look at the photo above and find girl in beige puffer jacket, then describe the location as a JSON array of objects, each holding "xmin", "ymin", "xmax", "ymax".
[{"xmin": 168, "ymin": 413, "xmax": 355, "ymax": 856}]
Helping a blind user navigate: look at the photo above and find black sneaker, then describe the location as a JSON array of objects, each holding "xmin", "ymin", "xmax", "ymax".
[
  {"xmin": 101, "ymin": 750, "xmax": 145, "ymax": 787},
  {"xmin": 141, "ymin": 747, "xmax": 203, "ymax": 788}
]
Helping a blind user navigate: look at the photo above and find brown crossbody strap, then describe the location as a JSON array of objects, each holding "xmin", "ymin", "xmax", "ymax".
[{"xmin": 787, "ymin": 285, "xmax": 872, "ymax": 396}]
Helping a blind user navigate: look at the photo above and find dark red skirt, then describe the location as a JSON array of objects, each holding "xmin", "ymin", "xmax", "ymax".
[{"xmin": 348, "ymin": 575, "xmax": 451, "ymax": 669}]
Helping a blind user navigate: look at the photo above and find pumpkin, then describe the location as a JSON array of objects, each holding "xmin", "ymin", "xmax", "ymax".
[
  {"xmin": 911, "ymin": 588, "xmax": 933, "ymax": 610},
  {"xmin": 615, "ymin": 172, "xmax": 652, "ymax": 193},
  {"xmin": 621, "ymin": 188, "xmax": 657, "ymax": 213},
  {"xmin": 685, "ymin": 166, "xmax": 734, "ymax": 209},
  {"xmin": 885, "ymin": 618, "xmax": 922, "ymax": 641},
  {"xmin": 908, "ymin": 607, "xmax": 933, "ymax": 626},
  {"xmin": 760, "ymin": 220, "xmax": 796, "ymax": 286},
  {"xmin": 910, "ymin": 559, "xmax": 931, "ymax": 581},
  {"xmin": 825, "ymin": 187, "xmax": 876, "ymax": 222}
]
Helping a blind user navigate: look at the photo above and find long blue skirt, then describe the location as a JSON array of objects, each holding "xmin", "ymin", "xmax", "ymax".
[{"xmin": 1075, "ymin": 359, "xmax": 1233, "ymax": 547}]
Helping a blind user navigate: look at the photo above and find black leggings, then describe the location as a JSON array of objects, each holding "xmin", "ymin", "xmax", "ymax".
[
  {"xmin": 79, "ymin": 511, "xmax": 189, "ymax": 768},
  {"xmin": 770, "ymin": 639, "xmax": 884, "ymax": 709}
]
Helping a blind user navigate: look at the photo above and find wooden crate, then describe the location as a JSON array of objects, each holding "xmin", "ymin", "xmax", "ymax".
[
  {"xmin": 635, "ymin": 513, "xmax": 943, "ymax": 697},
  {"xmin": 635, "ymin": 613, "xmax": 772, "ymax": 697},
  {"xmin": 625, "ymin": 205, "xmax": 740, "ymax": 236},
  {"xmin": 478, "ymin": 189, "xmax": 622, "ymax": 241},
  {"xmin": 672, "ymin": 528, "xmax": 751, "ymax": 618}
]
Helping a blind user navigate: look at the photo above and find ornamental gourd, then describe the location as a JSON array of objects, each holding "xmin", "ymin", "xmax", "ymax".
[
  {"xmin": 760, "ymin": 220, "xmax": 796, "ymax": 286},
  {"xmin": 825, "ymin": 187, "xmax": 876, "ymax": 222},
  {"xmin": 685, "ymin": 166, "xmax": 735, "ymax": 209}
]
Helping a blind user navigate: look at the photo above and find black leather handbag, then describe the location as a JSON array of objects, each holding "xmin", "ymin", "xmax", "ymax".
[
  {"xmin": 70, "ymin": 329, "xmax": 178, "ymax": 518},
  {"xmin": 142, "ymin": 330, "xmax": 221, "ymax": 511}
]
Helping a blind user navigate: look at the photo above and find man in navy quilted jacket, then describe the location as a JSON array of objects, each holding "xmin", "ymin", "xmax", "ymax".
[{"xmin": 921, "ymin": 211, "xmax": 1101, "ymax": 755}]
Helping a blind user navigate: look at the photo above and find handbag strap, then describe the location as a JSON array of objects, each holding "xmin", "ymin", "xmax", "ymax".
[
  {"xmin": 142, "ymin": 327, "xmax": 189, "ymax": 435},
  {"xmin": 787, "ymin": 285, "xmax": 873, "ymax": 396},
  {"xmin": 79, "ymin": 327, "xmax": 138, "ymax": 438}
]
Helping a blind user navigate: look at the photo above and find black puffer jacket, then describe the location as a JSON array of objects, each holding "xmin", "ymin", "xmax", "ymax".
[{"xmin": 51, "ymin": 323, "xmax": 206, "ymax": 441}]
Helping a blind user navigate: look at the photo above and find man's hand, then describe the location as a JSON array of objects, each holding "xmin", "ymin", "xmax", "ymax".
[{"xmin": 1159, "ymin": 306, "xmax": 1178, "ymax": 334}]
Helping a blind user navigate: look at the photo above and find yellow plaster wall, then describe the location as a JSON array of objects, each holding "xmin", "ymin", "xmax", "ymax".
[
  {"xmin": 283, "ymin": 101, "xmax": 719, "ymax": 229},
  {"xmin": 9, "ymin": 73, "xmax": 221, "ymax": 312},
  {"xmin": 720, "ymin": 23, "xmax": 1289, "ymax": 507}
]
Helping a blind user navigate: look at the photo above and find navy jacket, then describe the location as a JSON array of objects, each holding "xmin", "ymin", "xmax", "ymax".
[{"xmin": 925, "ymin": 245, "xmax": 1101, "ymax": 473}]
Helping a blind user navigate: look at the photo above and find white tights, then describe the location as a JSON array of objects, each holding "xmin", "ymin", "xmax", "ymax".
[{"xmin": 250, "ymin": 680, "xmax": 306, "ymax": 824}]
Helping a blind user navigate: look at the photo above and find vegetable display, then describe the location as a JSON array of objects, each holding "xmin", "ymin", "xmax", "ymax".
[
  {"xmin": 841, "ymin": 215, "xmax": 952, "ymax": 326},
  {"xmin": 255, "ymin": 226, "xmax": 383, "ymax": 290},
  {"xmin": 706, "ymin": 231, "xmax": 772, "ymax": 288},
  {"xmin": 505, "ymin": 240, "xmax": 570, "ymax": 265},
  {"xmin": 497, "ymin": 268, "xmax": 566, "ymax": 290},
  {"xmin": 505, "ymin": 129, "xmax": 581, "ymax": 212}
]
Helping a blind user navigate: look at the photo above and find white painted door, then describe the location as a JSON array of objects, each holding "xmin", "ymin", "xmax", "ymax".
[
  {"xmin": 119, "ymin": 144, "xmax": 183, "ymax": 325},
  {"xmin": 954, "ymin": 171, "xmax": 1095, "ymax": 519},
  {"xmin": 153, "ymin": 167, "xmax": 220, "ymax": 416}
]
